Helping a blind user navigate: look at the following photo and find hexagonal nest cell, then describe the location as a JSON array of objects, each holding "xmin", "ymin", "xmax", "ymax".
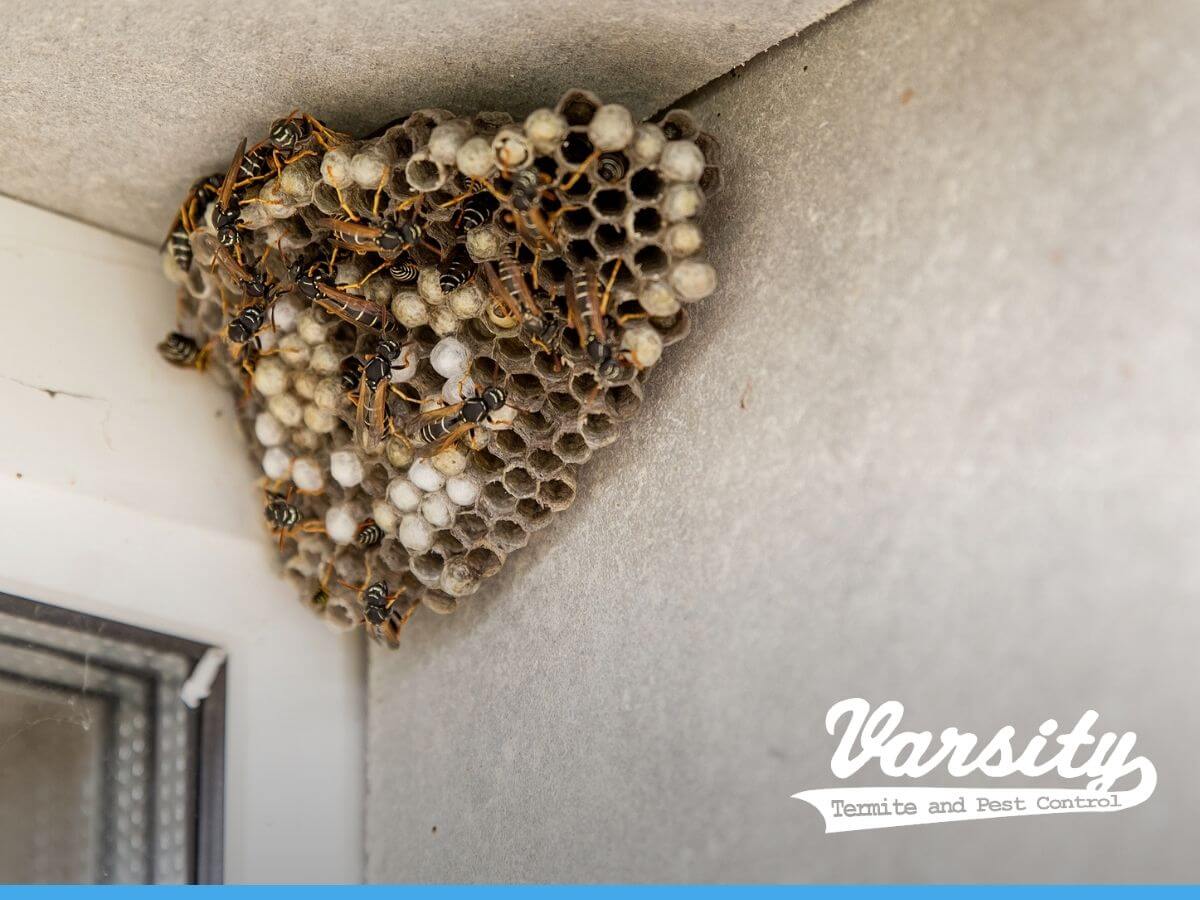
[{"xmin": 158, "ymin": 90, "xmax": 719, "ymax": 648}]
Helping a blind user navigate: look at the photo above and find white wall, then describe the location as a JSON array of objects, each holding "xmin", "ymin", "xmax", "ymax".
[{"xmin": 0, "ymin": 196, "xmax": 364, "ymax": 883}]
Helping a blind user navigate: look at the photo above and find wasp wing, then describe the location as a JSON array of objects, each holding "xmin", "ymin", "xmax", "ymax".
[
  {"xmin": 213, "ymin": 244, "xmax": 253, "ymax": 283},
  {"xmin": 319, "ymin": 217, "xmax": 383, "ymax": 239},
  {"xmin": 218, "ymin": 138, "xmax": 247, "ymax": 209},
  {"xmin": 415, "ymin": 420, "xmax": 475, "ymax": 458},
  {"xmin": 585, "ymin": 262, "xmax": 607, "ymax": 342},
  {"xmin": 354, "ymin": 375, "xmax": 390, "ymax": 454},
  {"xmin": 314, "ymin": 283, "xmax": 387, "ymax": 331},
  {"xmin": 414, "ymin": 402, "xmax": 465, "ymax": 424},
  {"xmin": 499, "ymin": 253, "xmax": 542, "ymax": 318},
  {"xmin": 599, "ymin": 258, "xmax": 622, "ymax": 318},
  {"xmin": 481, "ymin": 261, "xmax": 523, "ymax": 320},
  {"xmin": 563, "ymin": 273, "xmax": 587, "ymax": 350}
]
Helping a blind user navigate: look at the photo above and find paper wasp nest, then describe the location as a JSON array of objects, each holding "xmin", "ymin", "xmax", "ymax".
[{"xmin": 159, "ymin": 90, "xmax": 719, "ymax": 647}]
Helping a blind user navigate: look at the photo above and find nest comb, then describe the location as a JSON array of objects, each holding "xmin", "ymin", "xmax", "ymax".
[{"xmin": 159, "ymin": 90, "xmax": 720, "ymax": 647}]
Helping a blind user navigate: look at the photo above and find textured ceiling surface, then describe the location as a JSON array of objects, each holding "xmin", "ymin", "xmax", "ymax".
[{"xmin": 0, "ymin": 0, "xmax": 846, "ymax": 244}]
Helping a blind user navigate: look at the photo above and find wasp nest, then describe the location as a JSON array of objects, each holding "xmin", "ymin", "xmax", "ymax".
[{"xmin": 159, "ymin": 90, "xmax": 719, "ymax": 647}]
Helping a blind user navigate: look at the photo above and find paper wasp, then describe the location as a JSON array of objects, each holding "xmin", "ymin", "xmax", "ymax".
[
  {"xmin": 340, "ymin": 559, "xmax": 414, "ymax": 630},
  {"xmin": 437, "ymin": 245, "xmax": 476, "ymax": 293},
  {"xmin": 440, "ymin": 166, "xmax": 563, "ymax": 261},
  {"xmin": 483, "ymin": 167, "xmax": 563, "ymax": 254},
  {"xmin": 287, "ymin": 256, "xmax": 391, "ymax": 332},
  {"xmin": 356, "ymin": 520, "xmax": 384, "ymax": 549},
  {"xmin": 210, "ymin": 246, "xmax": 281, "ymax": 360},
  {"xmin": 213, "ymin": 138, "xmax": 248, "ymax": 248},
  {"xmin": 563, "ymin": 260, "xmax": 625, "ymax": 381},
  {"xmin": 352, "ymin": 337, "xmax": 410, "ymax": 452},
  {"xmin": 162, "ymin": 173, "xmax": 220, "ymax": 272},
  {"xmin": 212, "ymin": 236, "xmax": 274, "ymax": 303},
  {"xmin": 318, "ymin": 202, "xmax": 435, "ymax": 258},
  {"xmin": 157, "ymin": 331, "xmax": 210, "ymax": 370},
  {"xmin": 309, "ymin": 563, "xmax": 333, "ymax": 611},
  {"xmin": 412, "ymin": 385, "xmax": 508, "ymax": 455},
  {"xmin": 263, "ymin": 486, "xmax": 325, "ymax": 550},
  {"xmin": 268, "ymin": 111, "xmax": 348, "ymax": 158},
  {"xmin": 452, "ymin": 189, "xmax": 499, "ymax": 232},
  {"xmin": 480, "ymin": 254, "xmax": 565, "ymax": 357}
]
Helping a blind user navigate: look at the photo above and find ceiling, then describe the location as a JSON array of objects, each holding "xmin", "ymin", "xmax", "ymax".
[{"xmin": 0, "ymin": 0, "xmax": 846, "ymax": 244}]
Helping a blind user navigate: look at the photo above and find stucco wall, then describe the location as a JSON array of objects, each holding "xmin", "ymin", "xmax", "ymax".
[{"xmin": 366, "ymin": 0, "xmax": 1200, "ymax": 882}]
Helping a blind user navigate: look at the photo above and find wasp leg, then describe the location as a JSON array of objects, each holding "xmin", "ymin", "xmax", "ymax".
[
  {"xmin": 509, "ymin": 213, "xmax": 542, "ymax": 255},
  {"xmin": 195, "ymin": 337, "xmax": 217, "ymax": 372},
  {"xmin": 600, "ymin": 259, "xmax": 622, "ymax": 317},
  {"xmin": 389, "ymin": 604, "xmax": 418, "ymax": 640},
  {"xmin": 585, "ymin": 379, "xmax": 608, "ymax": 409},
  {"xmin": 334, "ymin": 186, "xmax": 358, "ymax": 220},
  {"xmin": 388, "ymin": 384, "xmax": 422, "ymax": 406},
  {"xmin": 372, "ymin": 167, "xmax": 390, "ymax": 217},
  {"xmin": 283, "ymin": 148, "xmax": 317, "ymax": 166},
  {"xmin": 478, "ymin": 179, "xmax": 512, "ymax": 205},
  {"xmin": 531, "ymin": 245, "xmax": 542, "ymax": 291},
  {"xmin": 342, "ymin": 260, "xmax": 390, "ymax": 290},
  {"xmin": 526, "ymin": 207, "xmax": 561, "ymax": 252},
  {"xmin": 308, "ymin": 115, "xmax": 349, "ymax": 150},
  {"xmin": 241, "ymin": 195, "xmax": 286, "ymax": 210},
  {"xmin": 436, "ymin": 187, "xmax": 478, "ymax": 209},
  {"xmin": 466, "ymin": 425, "xmax": 486, "ymax": 452},
  {"xmin": 560, "ymin": 149, "xmax": 601, "ymax": 191}
]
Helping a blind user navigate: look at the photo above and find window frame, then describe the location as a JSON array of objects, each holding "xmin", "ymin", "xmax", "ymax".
[{"xmin": 0, "ymin": 590, "xmax": 225, "ymax": 884}]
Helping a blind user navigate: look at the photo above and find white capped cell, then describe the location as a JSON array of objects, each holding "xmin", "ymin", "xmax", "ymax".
[
  {"xmin": 432, "ymin": 445, "xmax": 468, "ymax": 477},
  {"xmin": 261, "ymin": 447, "xmax": 292, "ymax": 480},
  {"xmin": 669, "ymin": 259, "xmax": 718, "ymax": 301},
  {"xmin": 446, "ymin": 475, "xmax": 481, "ymax": 507},
  {"xmin": 371, "ymin": 500, "xmax": 399, "ymax": 535},
  {"xmin": 587, "ymin": 104, "xmax": 635, "ymax": 151},
  {"xmin": 629, "ymin": 123, "xmax": 666, "ymax": 164},
  {"xmin": 267, "ymin": 392, "xmax": 303, "ymax": 427},
  {"xmin": 455, "ymin": 135, "xmax": 494, "ymax": 180},
  {"xmin": 430, "ymin": 337, "xmax": 470, "ymax": 379},
  {"xmin": 429, "ymin": 119, "xmax": 474, "ymax": 165},
  {"xmin": 408, "ymin": 458, "xmax": 446, "ymax": 492},
  {"xmin": 255, "ymin": 411, "xmax": 286, "ymax": 447},
  {"xmin": 309, "ymin": 343, "xmax": 341, "ymax": 374},
  {"xmin": 252, "ymin": 357, "xmax": 288, "ymax": 397},
  {"xmin": 325, "ymin": 504, "xmax": 358, "ymax": 545},
  {"xmin": 659, "ymin": 140, "xmax": 706, "ymax": 182},
  {"xmin": 387, "ymin": 478, "xmax": 422, "ymax": 512},
  {"xmin": 620, "ymin": 323, "xmax": 664, "ymax": 369},
  {"xmin": 304, "ymin": 404, "xmax": 337, "ymax": 434},
  {"xmin": 398, "ymin": 515, "xmax": 433, "ymax": 553},
  {"xmin": 292, "ymin": 457, "xmax": 324, "ymax": 493},
  {"xmin": 639, "ymin": 280, "xmax": 680, "ymax": 316},
  {"xmin": 523, "ymin": 108, "xmax": 568, "ymax": 155},
  {"xmin": 392, "ymin": 291, "xmax": 428, "ymax": 328},
  {"xmin": 420, "ymin": 492, "xmax": 454, "ymax": 528},
  {"xmin": 278, "ymin": 333, "xmax": 311, "ymax": 368},
  {"xmin": 330, "ymin": 450, "xmax": 364, "ymax": 488}
]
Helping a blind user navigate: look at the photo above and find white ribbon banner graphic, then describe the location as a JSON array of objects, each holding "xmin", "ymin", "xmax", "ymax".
[{"xmin": 792, "ymin": 783, "xmax": 1154, "ymax": 833}]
